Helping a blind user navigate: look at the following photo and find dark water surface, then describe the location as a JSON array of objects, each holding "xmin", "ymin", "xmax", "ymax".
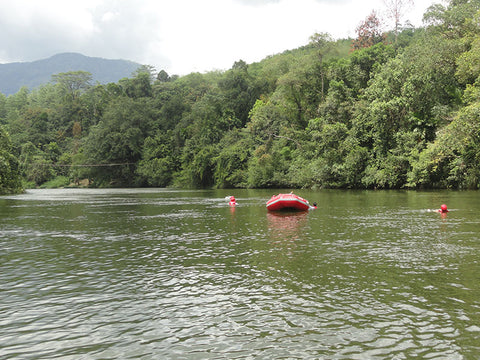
[{"xmin": 1, "ymin": 188, "xmax": 480, "ymax": 359}]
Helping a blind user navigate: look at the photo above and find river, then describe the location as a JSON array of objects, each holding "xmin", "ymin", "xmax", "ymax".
[{"xmin": 1, "ymin": 188, "xmax": 479, "ymax": 359}]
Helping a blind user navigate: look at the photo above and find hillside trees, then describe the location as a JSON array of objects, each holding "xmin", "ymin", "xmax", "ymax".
[
  {"xmin": 0, "ymin": 126, "xmax": 22, "ymax": 194},
  {"xmin": 137, "ymin": 131, "xmax": 177, "ymax": 187},
  {"xmin": 218, "ymin": 60, "xmax": 260, "ymax": 127},
  {"xmin": 78, "ymin": 96, "xmax": 157, "ymax": 186},
  {"xmin": 1, "ymin": 0, "xmax": 479, "ymax": 190},
  {"xmin": 407, "ymin": 0, "xmax": 480, "ymax": 188}
]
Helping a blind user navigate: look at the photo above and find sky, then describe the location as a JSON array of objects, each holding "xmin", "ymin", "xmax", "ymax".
[{"xmin": 0, "ymin": 0, "xmax": 440, "ymax": 75}]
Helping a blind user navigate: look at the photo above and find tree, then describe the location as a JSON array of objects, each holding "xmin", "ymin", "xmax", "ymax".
[
  {"xmin": 352, "ymin": 11, "xmax": 385, "ymax": 51},
  {"xmin": 18, "ymin": 141, "xmax": 55, "ymax": 186},
  {"xmin": 424, "ymin": 0, "xmax": 480, "ymax": 41},
  {"xmin": 51, "ymin": 71, "xmax": 92, "ymax": 100},
  {"xmin": 218, "ymin": 60, "xmax": 258, "ymax": 127},
  {"xmin": 79, "ymin": 97, "xmax": 156, "ymax": 186},
  {"xmin": 247, "ymin": 98, "xmax": 288, "ymax": 140},
  {"xmin": 157, "ymin": 69, "xmax": 171, "ymax": 82},
  {"xmin": 348, "ymin": 42, "xmax": 396, "ymax": 89},
  {"xmin": 213, "ymin": 130, "xmax": 253, "ymax": 188},
  {"xmin": 383, "ymin": 0, "xmax": 414, "ymax": 44},
  {"xmin": 136, "ymin": 131, "xmax": 177, "ymax": 187},
  {"xmin": 408, "ymin": 83, "xmax": 480, "ymax": 189},
  {"xmin": 120, "ymin": 72, "xmax": 153, "ymax": 98},
  {"xmin": 456, "ymin": 36, "xmax": 480, "ymax": 85},
  {"xmin": 317, "ymin": 79, "xmax": 355, "ymax": 125},
  {"xmin": 0, "ymin": 126, "xmax": 22, "ymax": 194},
  {"xmin": 133, "ymin": 65, "xmax": 157, "ymax": 83},
  {"xmin": 309, "ymin": 32, "xmax": 334, "ymax": 101},
  {"xmin": 0, "ymin": 93, "xmax": 7, "ymax": 124}
]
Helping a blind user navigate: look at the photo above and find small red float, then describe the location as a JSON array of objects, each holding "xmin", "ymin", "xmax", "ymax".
[
  {"xmin": 228, "ymin": 196, "xmax": 237, "ymax": 206},
  {"xmin": 438, "ymin": 204, "xmax": 449, "ymax": 213}
]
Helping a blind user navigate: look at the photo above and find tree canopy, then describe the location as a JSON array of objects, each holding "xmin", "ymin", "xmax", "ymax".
[
  {"xmin": 1, "ymin": 0, "xmax": 479, "ymax": 191},
  {"xmin": 0, "ymin": 126, "xmax": 22, "ymax": 194}
]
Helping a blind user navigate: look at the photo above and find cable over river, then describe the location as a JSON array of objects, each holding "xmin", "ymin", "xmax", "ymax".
[{"xmin": 1, "ymin": 188, "xmax": 479, "ymax": 359}]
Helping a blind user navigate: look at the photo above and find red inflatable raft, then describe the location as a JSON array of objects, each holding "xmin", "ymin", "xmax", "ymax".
[{"xmin": 266, "ymin": 193, "xmax": 310, "ymax": 211}]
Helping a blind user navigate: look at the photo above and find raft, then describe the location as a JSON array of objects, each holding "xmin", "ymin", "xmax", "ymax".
[{"xmin": 266, "ymin": 193, "xmax": 310, "ymax": 211}]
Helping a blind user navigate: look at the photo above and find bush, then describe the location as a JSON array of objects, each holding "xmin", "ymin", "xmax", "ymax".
[{"xmin": 40, "ymin": 176, "xmax": 70, "ymax": 188}]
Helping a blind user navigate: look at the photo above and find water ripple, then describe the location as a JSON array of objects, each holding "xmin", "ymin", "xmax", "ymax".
[{"xmin": 1, "ymin": 189, "xmax": 480, "ymax": 358}]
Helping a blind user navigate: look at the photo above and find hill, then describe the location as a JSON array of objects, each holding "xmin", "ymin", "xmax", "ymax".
[{"xmin": 0, "ymin": 53, "xmax": 141, "ymax": 95}]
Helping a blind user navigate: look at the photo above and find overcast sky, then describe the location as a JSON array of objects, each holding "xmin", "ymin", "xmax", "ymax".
[{"xmin": 0, "ymin": 0, "xmax": 439, "ymax": 75}]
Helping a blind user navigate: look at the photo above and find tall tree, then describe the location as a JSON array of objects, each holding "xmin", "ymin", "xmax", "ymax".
[
  {"xmin": 0, "ymin": 126, "xmax": 22, "ymax": 194},
  {"xmin": 79, "ymin": 97, "xmax": 156, "ymax": 186},
  {"xmin": 157, "ymin": 69, "xmax": 171, "ymax": 82},
  {"xmin": 218, "ymin": 60, "xmax": 257, "ymax": 127},
  {"xmin": 383, "ymin": 0, "xmax": 414, "ymax": 44},
  {"xmin": 424, "ymin": 0, "xmax": 480, "ymax": 39},
  {"xmin": 351, "ymin": 11, "xmax": 385, "ymax": 50},
  {"xmin": 309, "ymin": 32, "xmax": 334, "ymax": 101},
  {"xmin": 51, "ymin": 71, "xmax": 92, "ymax": 100}
]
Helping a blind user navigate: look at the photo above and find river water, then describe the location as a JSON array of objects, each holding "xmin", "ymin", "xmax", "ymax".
[{"xmin": 1, "ymin": 188, "xmax": 479, "ymax": 359}]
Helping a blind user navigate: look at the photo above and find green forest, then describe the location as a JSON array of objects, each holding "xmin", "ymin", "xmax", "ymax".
[{"xmin": 1, "ymin": 0, "xmax": 480, "ymax": 194}]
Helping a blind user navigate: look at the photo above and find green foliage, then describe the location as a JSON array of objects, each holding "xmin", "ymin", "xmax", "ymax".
[
  {"xmin": 18, "ymin": 142, "xmax": 55, "ymax": 186},
  {"xmin": 52, "ymin": 71, "xmax": 93, "ymax": 105},
  {"xmin": 40, "ymin": 176, "xmax": 70, "ymax": 189},
  {"xmin": 246, "ymin": 145, "xmax": 277, "ymax": 188},
  {"xmin": 247, "ymin": 98, "xmax": 288, "ymax": 139},
  {"xmin": 0, "ymin": 93, "xmax": 7, "ymax": 123},
  {"xmin": 213, "ymin": 130, "xmax": 252, "ymax": 188},
  {"xmin": 0, "ymin": 126, "xmax": 23, "ymax": 194},
  {"xmin": 136, "ymin": 132, "xmax": 176, "ymax": 187},
  {"xmin": 408, "ymin": 83, "xmax": 480, "ymax": 189},
  {"xmin": 456, "ymin": 35, "xmax": 480, "ymax": 85},
  {"xmin": 2, "ymin": 0, "xmax": 480, "ymax": 190},
  {"xmin": 80, "ymin": 97, "xmax": 155, "ymax": 186},
  {"xmin": 218, "ymin": 60, "xmax": 260, "ymax": 127},
  {"xmin": 120, "ymin": 71, "xmax": 153, "ymax": 98},
  {"xmin": 177, "ymin": 144, "xmax": 217, "ymax": 188},
  {"xmin": 348, "ymin": 43, "xmax": 396, "ymax": 89}
]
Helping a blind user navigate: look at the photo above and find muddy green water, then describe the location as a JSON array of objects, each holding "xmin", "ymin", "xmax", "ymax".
[{"xmin": 1, "ymin": 189, "xmax": 479, "ymax": 359}]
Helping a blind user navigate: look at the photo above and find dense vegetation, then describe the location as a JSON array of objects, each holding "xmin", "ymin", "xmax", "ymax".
[
  {"xmin": 0, "ymin": 125, "xmax": 22, "ymax": 194},
  {"xmin": 1, "ymin": 0, "xmax": 479, "ymax": 193}
]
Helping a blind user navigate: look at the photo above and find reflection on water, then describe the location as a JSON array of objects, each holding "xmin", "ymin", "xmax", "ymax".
[
  {"xmin": 1, "ymin": 189, "xmax": 480, "ymax": 359},
  {"xmin": 267, "ymin": 211, "xmax": 308, "ymax": 239}
]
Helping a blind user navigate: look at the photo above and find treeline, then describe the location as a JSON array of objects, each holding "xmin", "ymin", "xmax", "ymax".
[{"xmin": 1, "ymin": 0, "xmax": 480, "ymax": 193}]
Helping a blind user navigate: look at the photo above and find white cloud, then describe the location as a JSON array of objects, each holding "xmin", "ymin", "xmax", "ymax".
[
  {"xmin": 0, "ymin": 0, "xmax": 438, "ymax": 74},
  {"xmin": 100, "ymin": 11, "xmax": 118, "ymax": 23}
]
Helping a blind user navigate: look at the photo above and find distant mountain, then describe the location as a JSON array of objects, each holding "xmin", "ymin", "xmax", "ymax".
[{"xmin": 0, "ymin": 52, "xmax": 142, "ymax": 96}]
